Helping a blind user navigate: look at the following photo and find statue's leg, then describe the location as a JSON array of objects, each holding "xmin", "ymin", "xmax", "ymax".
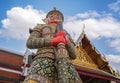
[
  {"xmin": 57, "ymin": 59, "xmax": 83, "ymax": 83},
  {"xmin": 23, "ymin": 57, "xmax": 57, "ymax": 83}
]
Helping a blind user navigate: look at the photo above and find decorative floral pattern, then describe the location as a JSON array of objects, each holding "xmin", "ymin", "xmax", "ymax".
[
  {"xmin": 24, "ymin": 57, "xmax": 58, "ymax": 83},
  {"xmin": 57, "ymin": 58, "xmax": 82, "ymax": 83}
]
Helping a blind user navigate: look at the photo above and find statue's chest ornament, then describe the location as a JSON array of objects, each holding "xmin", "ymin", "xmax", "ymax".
[{"xmin": 41, "ymin": 26, "xmax": 55, "ymax": 38}]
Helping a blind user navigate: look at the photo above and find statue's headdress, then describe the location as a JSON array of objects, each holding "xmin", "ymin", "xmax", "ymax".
[{"xmin": 46, "ymin": 7, "xmax": 64, "ymax": 24}]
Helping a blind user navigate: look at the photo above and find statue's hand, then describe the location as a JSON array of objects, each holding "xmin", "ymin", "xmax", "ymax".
[
  {"xmin": 56, "ymin": 30, "xmax": 66, "ymax": 37},
  {"xmin": 52, "ymin": 36, "xmax": 68, "ymax": 46},
  {"xmin": 56, "ymin": 30, "xmax": 68, "ymax": 44}
]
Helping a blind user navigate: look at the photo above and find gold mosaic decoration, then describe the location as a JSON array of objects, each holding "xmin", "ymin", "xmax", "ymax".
[{"xmin": 72, "ymin": 45, "xmax": 98, "ymax": 68}]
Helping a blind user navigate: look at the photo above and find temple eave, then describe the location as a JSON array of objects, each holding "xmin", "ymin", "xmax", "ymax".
[{"xmin": 74, "ymin": 64, "xmax": 120, "ymax": 82}]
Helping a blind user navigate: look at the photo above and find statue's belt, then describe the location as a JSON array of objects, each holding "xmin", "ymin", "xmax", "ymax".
[{"xmin": 32, "ymin": 48, "xmax": 55, "ymax": 60}]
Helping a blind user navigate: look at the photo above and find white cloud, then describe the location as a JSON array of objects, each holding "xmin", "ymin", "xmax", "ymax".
[
  {"xmin": 105, "ymin": 54, "xmax": 120, "ymax": 72},
  {"xmin": 76, "ymin": 11, "xmax": 101, "ymax": 18},
  {"xmin": 64, "ymin": 11, "xmax": 120, "ymax": 52},
  {"xmin": 65, "ymin": 13, "xmax": 120, "ymax": 39},
  {"xmin": 109, "ymin": 39, "xmax": 120, "ymax": 52},
  {"xmin": 108, "ymin": 0, "xmax": 120, "ymax": 12},
  {"xmin": 0, "ymin": 5, "xmax": 46, "ymax": 40}
]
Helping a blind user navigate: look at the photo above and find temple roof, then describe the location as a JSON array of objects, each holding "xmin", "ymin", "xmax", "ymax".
[
  {"xmin": 0, "ymin": 47, "xmax": 24, "ymax": 71},
  {"xmin": 72, "ymin": 28, "xmax": 120, "ymax": 82},
  {"xmin": 75, "ymin": 29, "xmax": 113, "ymax": 73},
  {"xmin": 0, "ymin": 47, "xmax": 24, "ymax": 57},
  {"xmin": 0, "ymin": 47, "xmax": 24, "ymax": 82},
  {"xmin": 75, "ymin": 64, "xmax": 120, "ymax": 82}
]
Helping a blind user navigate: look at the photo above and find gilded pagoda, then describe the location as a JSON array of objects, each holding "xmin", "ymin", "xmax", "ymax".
[{"xmin": 72, "ymin": 29, "xmax": 120, "ymax": 83}]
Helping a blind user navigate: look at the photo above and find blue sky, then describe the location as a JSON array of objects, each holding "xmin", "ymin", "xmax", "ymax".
[{"xmin": 0, "ymin": 0, "xmax": 120, "ymax": 72}]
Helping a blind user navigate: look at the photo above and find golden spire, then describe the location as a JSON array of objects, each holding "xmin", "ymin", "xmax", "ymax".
[{"xmin": 82, "ymin": 24, "xmax": 85, "ymax": 34}]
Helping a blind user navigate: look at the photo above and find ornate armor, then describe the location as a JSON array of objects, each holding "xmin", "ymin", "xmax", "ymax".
[{"xmin": 23, "ymin": 8, "xmax": 83, "ymax": 83}]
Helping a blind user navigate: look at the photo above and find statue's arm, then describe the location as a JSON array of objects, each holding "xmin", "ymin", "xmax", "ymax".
[
  {"xmin": 26, "ymin": 29, "xmax": 52, "ymax": 49},
  {"xmin": 66, "ymin": 33, "xmax": 77, "ymax": 59}
]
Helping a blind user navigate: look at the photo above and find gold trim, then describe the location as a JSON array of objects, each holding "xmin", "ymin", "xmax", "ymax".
[{"xmin": 72, "ymin": 45, "xmax": 98, "ymax": 68}]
